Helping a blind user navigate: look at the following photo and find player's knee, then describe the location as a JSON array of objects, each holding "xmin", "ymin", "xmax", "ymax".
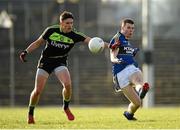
[
  {"xmin": 33, "ymin": 88, "xmax": 42, "ymax": 96},
  {"xmin": 63, "ymin": 82, "xmax": 71, "ymax": 90}
]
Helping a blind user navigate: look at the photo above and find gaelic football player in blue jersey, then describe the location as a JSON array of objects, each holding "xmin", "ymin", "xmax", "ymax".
[{"xmin": 109, "ymin": 18, "xmax": 150, "ymax": 120}]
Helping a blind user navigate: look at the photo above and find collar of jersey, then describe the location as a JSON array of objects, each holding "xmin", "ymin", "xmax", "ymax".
[{"xmin": 118, "ymin": 31, "xmax": 128, "ymax": 41}]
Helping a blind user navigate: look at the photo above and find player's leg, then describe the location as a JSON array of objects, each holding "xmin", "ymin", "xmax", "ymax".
[
  {"xmin": 116, "ymin": 65, "xmax": 141, "ymax": 120},
  {"xmin": 122, "ymin": 85, "xmax": 141, "ymax": 120},
  {"xmin": 130, "ymin": 71, "xmax": 149, "ymax": 99},
  {"xmin": 54, "ymin": 66, "xmax": 74, "ymax": 121},
  {"xmin": 28, "ymin": 69, "xmax": 49, "ymax": 124}
]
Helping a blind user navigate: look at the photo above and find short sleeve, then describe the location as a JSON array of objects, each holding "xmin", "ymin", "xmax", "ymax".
[
  {"xmin": 40, "ymin": 27, "xmax": 51, "ymax": 40},
  {"xmin": 73, "ymin": 29, "xmax": 87, "ymax": 42}
]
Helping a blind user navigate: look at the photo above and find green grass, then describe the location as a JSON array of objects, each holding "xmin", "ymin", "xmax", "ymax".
[{"xmin": 0, "ymin": 106, "xmax": 180, "ymax": 129}]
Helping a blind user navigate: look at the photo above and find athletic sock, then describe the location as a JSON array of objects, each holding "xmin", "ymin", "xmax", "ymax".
[
  {"xmin": 139, "ymin": 83, "xmax": 149, "ymax": 99},
  {"xmin": 63, "ymin": 100, "xmax": 70, "ymax": 110},
  {"xmin": 28, "ymin": 106, "xmax": 35, "ymax": 116}
]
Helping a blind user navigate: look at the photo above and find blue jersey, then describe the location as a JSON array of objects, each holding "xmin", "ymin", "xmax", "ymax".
[{"xmin": 110, "ymin": 32, "xmax": 138, "ymax": 76}]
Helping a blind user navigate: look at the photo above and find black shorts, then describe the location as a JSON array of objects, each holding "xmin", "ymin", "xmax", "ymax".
[{"xmin": 37, "ymin": 57, "xmax": 67, "ymax": 74}]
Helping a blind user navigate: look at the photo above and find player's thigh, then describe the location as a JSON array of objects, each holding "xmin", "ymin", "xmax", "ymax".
[
  {"xmin": 129, "ymin": 71, "xmax": 143, "ymax": 86},
  {"xmin": 122, "ymin": 85, "xmax": 141, "ymax": 106},
  {"xmin": 35, "ymin": 68, "xmax": 49, "ymax": 92},
  {"xmin": 54, "ymin": 66, "xmax": 71, "ymax": 86}
]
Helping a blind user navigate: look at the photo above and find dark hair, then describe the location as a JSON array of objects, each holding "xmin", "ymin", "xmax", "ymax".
[
  {"xmin": 121, "ymin": 18, "xmax": 134, "ymax": 27},
  {"xmin": 59, "ymin": 11, "xmax": 74, "ymax": 22}
]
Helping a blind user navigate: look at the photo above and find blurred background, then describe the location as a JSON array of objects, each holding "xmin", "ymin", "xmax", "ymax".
[{"xmin": 0, "ymin": 0, "xmax": 180, "ymax": 107}]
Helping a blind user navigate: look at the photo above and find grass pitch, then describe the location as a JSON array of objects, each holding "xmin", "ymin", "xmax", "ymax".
[{"xmin": 0, "ymin": 106, "xmax": 180, "ymax": 129}]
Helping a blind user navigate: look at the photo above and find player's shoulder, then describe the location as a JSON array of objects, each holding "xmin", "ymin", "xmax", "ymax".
[
  {"xmin": 71, "ymin": 28, "xmax": 87, "ymax": 37},
  {"xmin": 110, "ymin": 32, "xmax": 121, "ymax": 41},
  {"xmin": 48, "ymin": 24, "xmax": 59, "ymax": 29},
  {"xmin": 44, "ymin": 24, "xmax": 59, "ymax": 32},
  {"xmin": 110, "ymin": 32, "xmax": 121, "ymax": 43},
  {"xmin": 113, "ymin": 32, "xmax": 121, "ymax": 39}
]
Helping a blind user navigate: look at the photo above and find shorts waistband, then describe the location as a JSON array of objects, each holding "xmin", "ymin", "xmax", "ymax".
[{"xmin": 44, "ymin": 54, "xmax": 68, "ymax": 59}]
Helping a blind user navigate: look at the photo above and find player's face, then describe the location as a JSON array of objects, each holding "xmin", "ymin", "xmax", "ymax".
[
  {"xmin": 121, "ymin": 23, "xmax": 134, "ymax": 39},
  {"xmin": 60, "ymin": 18, "xmax": 73, "ymax": 33}
]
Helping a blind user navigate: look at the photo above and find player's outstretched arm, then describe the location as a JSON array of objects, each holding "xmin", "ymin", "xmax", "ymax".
[
  {"xmin": 84, "ymin": 36, "xmax": 91, "ymax": 44},
  {"xmin": 104, "ymin": 41, "xmax": 110, "ymax": 48},
  {"xmin": 84, "ymin": 36, "xmax": 109, "ymax": 48},
  {"xmin": 19, "ymin": 37, "xmax": 45, "ymax": 62}
]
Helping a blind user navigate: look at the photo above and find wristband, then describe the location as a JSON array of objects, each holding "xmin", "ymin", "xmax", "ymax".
[{"xmin": 23, "ymin": 50, "xmax": 28, "ymax": 54}]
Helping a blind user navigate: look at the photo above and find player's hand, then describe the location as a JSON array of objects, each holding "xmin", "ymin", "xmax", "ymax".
[
  {"xmin": 19, "ymin": 50, "xmax": 28, "ymax": 62},
  {"xmin": 109, "ymin": 40, "xmax": 121, "ymax": 50},
  {"xmin": 117, "ymin": 58, "xmax": 126, "ymax": 64},
  {"xmin": 133, "ymin": 48, "xmax": 139, "ymax": 56}
]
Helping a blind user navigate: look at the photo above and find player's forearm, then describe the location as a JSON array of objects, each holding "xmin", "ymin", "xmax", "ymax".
[
  {"xmin": 110, "ymin": 56, "xmax": 120, "ymax": 63},
  {"xmin": 110, "ymin": 49, "xmax": 120, "ymax": 63},
  {"xmin": 110, "ymin": 53, "xmax": 118, "ymax": 63},
  {"xmin": 104, "ymin": 42, "xmax": 109, "ymax": 48},
  {"xmin": 25, "ymin": 43, "xmax": 38, "ymax": 53},
  {"xmin": 25, "ymin": 38, "xmax": 44, "ymax": 53}
]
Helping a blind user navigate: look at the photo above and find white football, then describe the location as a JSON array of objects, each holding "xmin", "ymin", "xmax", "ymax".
[{"xmin": 88, "ymin": 37, "xmax": 104, "ymax": 53}]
